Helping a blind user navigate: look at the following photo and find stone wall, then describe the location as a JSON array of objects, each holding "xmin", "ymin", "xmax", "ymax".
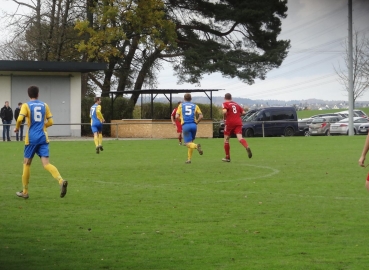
[{"xmin": 111, "ymin": 119, "xmax": 213, "ymax": 138}]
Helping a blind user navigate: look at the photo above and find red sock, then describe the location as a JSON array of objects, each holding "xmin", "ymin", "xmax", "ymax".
[
  {"xmin": 240, "ymin": 139, "xmax": 248, "ymax": 148},
  {"xmin": 224, "ymin": 141, "xmax": 230, "ymax": 159}
]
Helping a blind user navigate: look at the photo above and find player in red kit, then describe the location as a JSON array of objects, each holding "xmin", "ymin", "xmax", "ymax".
[
  {"xmin": 222, "ymin": 93, "xmax": 252, "ymax": 162},
  {"xmin": 171, "ymin": 101, "xmax": 182, "ymax": 145}
]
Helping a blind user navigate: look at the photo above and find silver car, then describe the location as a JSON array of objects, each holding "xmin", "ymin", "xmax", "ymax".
[
  {"xmin": 309, "ymin": 116, "xmax": 342, "ymax": 136},
  {"xmin": 330, "ymin": 117, "xmax": 369, "ymax": 135},
  {"xmin": 358, "ymin": 123, "xmax": 369, "ymax": 135}
]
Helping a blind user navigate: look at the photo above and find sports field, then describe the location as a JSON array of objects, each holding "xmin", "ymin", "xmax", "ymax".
[{"xmin": 1, "ymin": 136, "xmax": 369, "ymax": 269}]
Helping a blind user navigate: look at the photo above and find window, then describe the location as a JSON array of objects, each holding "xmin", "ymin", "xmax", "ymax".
[{"xmin": 272, "ymin": 110, "xmax": 294, "ymax": 120}]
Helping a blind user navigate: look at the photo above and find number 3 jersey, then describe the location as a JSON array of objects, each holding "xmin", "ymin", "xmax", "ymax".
[
  {"xmin": 222, "ymin": 101, "xmax": 244, "ymax": 126},
  {"xmin": 20, "ymin": 100, "xmax": 53, "ymax": 145}
]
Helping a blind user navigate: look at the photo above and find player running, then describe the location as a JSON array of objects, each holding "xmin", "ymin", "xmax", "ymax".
[
  {"xmin": 176, "ymin": 93, "xmax": 203, "ymax": 164},
  {"xmin": 14, "ymin": 85, "xmax": 68, "ymax": 199},
  {"xmin": 222, "ymin": 93, "xmax": 252, "ymax": 162},
  {"xmin": 171, "ymin": 101, "xmax": 183, "ymax": 145},
  {"xmin": 90, "ymin": 97, "xmax": 105, "ymax": 154}
]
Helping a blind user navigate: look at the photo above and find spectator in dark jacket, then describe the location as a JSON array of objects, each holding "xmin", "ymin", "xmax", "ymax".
[
  {"xmin": 1, "ymin": 101, "xmax": 13, "ymax": 141},
  {"xmin": 14, "ymin": 102, "xmax": 25, "ymax": 141}
]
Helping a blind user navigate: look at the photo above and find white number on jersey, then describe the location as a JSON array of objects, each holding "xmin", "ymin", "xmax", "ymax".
[
  {"xmin": 232, "ymin": 105, "xmax": 237, "ymax": 114},
  {"xmin": 185, "ymin": 105, "xmax": 192, "ymax": 115},
  {"xmin": 34, "ymin": 106, "xmax": 42, "ymax": 122}
]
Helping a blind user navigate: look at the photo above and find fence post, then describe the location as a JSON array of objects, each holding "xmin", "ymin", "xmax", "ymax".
[
  {"xmin": 116, "ymin": 123, "xmax": 119, "ymax": 140},
  {"xmin": 262, "ymin": 121, "xmax": 265, "ymax": 137}
]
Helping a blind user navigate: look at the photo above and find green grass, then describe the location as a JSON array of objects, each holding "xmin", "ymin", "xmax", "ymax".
[
  {"xmin": 1, "ymin": 136, "xmax": 369, "ymax": 269},
  {"xmin": 297, "ymin": 107, "xmax": 369, "ymax": 119}
]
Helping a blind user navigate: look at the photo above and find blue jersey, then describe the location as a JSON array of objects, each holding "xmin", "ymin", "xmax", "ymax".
[
  {"xmin": 176, "ymin": 102, "xmax": 202, "ymax": 125},
  {"xmin": 20, "ymin": 100, "xmax": 53, "ymax": 145},
  {"xmin": 90, "ymin": 103, "xmax": 103, "ymax": 125}
]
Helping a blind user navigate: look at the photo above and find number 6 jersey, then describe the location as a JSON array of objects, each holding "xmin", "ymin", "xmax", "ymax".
[{"xmin": 19, "ymin": 100, "xmax": 53, "ymax": 145}]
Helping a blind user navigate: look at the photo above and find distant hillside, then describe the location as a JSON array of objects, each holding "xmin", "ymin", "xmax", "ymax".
[{"xmin": 150, "ymin": 96, "xmax": 367, "ymax": 107}]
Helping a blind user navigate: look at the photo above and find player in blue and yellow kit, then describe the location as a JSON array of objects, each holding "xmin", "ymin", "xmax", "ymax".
[
  {"xmin": 90, "ymin": 97, "xmax": 105, "ymax": 154},
  {"xmin": 14, "ymin": 85, "xmax": 68, "ymax": 199},
  {"xmin": 176, "ymin": 93, "xmax": 203, "ymax": 163}
]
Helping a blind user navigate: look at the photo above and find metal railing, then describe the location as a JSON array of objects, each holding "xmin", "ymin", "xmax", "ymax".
[{"xmin": 2, "ymin": 120, "xmax": 304, "ymax": 139}]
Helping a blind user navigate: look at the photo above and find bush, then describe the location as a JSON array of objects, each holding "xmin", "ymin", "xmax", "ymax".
[
  {"xmin": 81, "ymin": 97, "xmax": 132, "ymax": 136},
  {"xmin": 81, "ymin": 97, "xmax": 223, "ymax": 136}
]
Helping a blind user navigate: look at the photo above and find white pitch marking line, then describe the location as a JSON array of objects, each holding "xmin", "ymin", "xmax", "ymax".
[{"xmin": 214, "ymin": 164, "xmax": 280, "ymax": 183}]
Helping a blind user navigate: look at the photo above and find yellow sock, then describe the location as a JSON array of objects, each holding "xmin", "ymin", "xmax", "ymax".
[
  {"xmin": 44, "ymin": 163, "xmax": 64, "ymax": 184},
  {"xmin": 22, "ymin": 164, "xmax": 30, "ymax": 194},
  {"xmin": 187, "ymin": 142, "xmax": 197, "ymax": 149},
  {"xmin": 98, "ymin": 133, "xmax": 103, "ymax": 146},
  {"xmin": 187, "ymin": 147, "xmax": 194, "ymax": 160},
  {"xmin": 94, "ymin": 135, "xmax": 99, "ymax": 147}
]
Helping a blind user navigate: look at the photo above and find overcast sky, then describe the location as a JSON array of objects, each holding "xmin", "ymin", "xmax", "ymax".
[
  {"xmin": 1, "ymin": 0, "xmax": 369, "ymax": 102},
  {"xmin": 157, "ymin": 0, "xmax": 369, "ymax": 102}
]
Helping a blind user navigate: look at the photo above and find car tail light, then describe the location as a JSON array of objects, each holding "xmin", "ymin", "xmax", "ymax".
[
  {"xmin": 339, "ymin": 124, "xmax": 348, "ymax": 127},
  {"xmin": 321, "ymin": 123, "xmax": 327, "ymax": 128}
]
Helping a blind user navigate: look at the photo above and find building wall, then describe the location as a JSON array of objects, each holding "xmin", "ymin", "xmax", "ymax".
[{"xmin": 0, "ymin": 72, "xmax": 81, "ymax": 137}]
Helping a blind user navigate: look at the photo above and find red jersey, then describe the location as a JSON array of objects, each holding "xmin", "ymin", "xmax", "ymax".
[
  {"xmin": 222, "ymin": 101, "xmax": 244, "ymax": 125},
  {"xmin": 171, "ymin": 107, "xmax": 180, "ymax": 122}
]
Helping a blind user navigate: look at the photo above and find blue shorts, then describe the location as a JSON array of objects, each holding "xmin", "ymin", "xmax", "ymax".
[
  {"xmin": 182, "ymin": 123, "xmax": 197, "ymax": 143},
  {"xmin": 91, "ymin": 122, "xmax": 103, "ymax": 133},
  {"xmin": 24, "ymin": 144, "xmax": 50, "ymax": 159}
]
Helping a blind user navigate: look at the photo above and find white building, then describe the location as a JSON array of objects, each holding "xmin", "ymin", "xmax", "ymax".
[{"xmin": 0, "ymin": 60, "xmax": 106, "ymax": 137}]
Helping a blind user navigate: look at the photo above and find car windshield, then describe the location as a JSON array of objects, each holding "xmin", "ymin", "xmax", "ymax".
[
  {"xmin": 338, "ymin": 117, "xmax": 368, "ymax": 123},
  {"xmin": 244, "ymin": 112, "xmax": 258, "ymax": 121},
  {"xmin": 355, "ymin": 111, "xmax": 366, "ymax": 117},
  {"xmin": 299, "ymin": 119, "xmax": 312, "ymax": 123},
  {"xmin": 312, "ymin": 118, "xmax": 325, "ymax": 123}
]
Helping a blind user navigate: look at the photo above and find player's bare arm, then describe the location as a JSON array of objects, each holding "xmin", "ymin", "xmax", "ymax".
[
  {"xmin": 359, "ymin": 133, "xmax": 369, "ymax": 166},
  {"xmin": 171, "ymin": 115, "xmax": 176, "ymax": 125}
]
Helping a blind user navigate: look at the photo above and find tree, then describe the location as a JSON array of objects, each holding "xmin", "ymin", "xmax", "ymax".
[
  {"xmin": 0, "ymin": 0, "xmax": 85, "ymax": 61},
  {"xmin": 1, "ymin": 0, "xmax": 290, "ymax": 117},
  {"xmin": 335, "ymin": 31, "xmax": 369, "ymax": 103},
  {"xmin": 75, "ymin": 0, "xmax": 290, "ymax": 113}
]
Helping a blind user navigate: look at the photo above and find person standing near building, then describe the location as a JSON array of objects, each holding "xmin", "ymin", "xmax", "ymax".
[
  {"xmin": 14, "ymin": 102, "xmax": 25, "ymax": 141},
  {"xmin": 1, "ymin": 101, "xmax": 13, "ymax": 141},
  {"xmin": 222, "ymin": 93, "xmax": 252, "ymax": 162},
  {"xmin": 90, "ymin": 97, "xmax": 105, "ymax": 154},
  {"xmin": 171, "ymin": 101, "xmax": 183, "ymax": 145},
  {"xmin": 14, "ymin": 85, "xmax": 68, "ymax": 199},
  {"xmin": 176, "ymin": 93, "xmax": 203, "ymax": 164}
]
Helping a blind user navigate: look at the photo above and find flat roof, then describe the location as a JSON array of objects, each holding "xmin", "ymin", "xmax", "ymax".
[
  {"xmin": 0, "ymin": 60, "xmax": 107, "ymax": 72},
  {"xmin": 108, "ymin": 89, "xmax": 222, "ymax": 95}
]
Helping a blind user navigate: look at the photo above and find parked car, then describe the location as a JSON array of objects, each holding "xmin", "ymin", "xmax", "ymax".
[
  {"xmin": 310, "ymin": 113, "xmax": 346, "ymax": 118},
  {"xmin": 242, "ymin": 107, "xmax": 298, "ymax": 137},
  {"xmin": 297, "ymin": 118, "xmax": 313, "ymax": 136},
  {"xmin": 354, "ymin": 109, "xmax": 369, "ymax": 119},
  {"xmin": 309, "ymin": 116, "xmax": 342, "ymax": 136},
  {"xmin": 330, "ymin": 117, "xmax": 369, "ymax": 135},
  {"xmin": 218, "ymin": 109, "xmax": 259, "ymax": 138},
  {"xmin": 357, "ymin": 123, "xmax": 369, "ymax": 135},
  {"xmin": 337, "ymin": 110, "xmax": 367, "ymax": 118}
]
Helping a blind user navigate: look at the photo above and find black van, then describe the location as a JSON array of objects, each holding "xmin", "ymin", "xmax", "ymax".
[
  {"xmin": 218, "ymin": 109, "xmax": 260, "ymax": 138},
  {"xmin": 242, "ymin": 107, "xmax": 298, "ymax": 137}
]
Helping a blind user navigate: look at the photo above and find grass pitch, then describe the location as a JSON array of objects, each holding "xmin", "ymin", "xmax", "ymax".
[{"xmin": 1, "ymin": 136, "xmax": 369, "ymax": 270}]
